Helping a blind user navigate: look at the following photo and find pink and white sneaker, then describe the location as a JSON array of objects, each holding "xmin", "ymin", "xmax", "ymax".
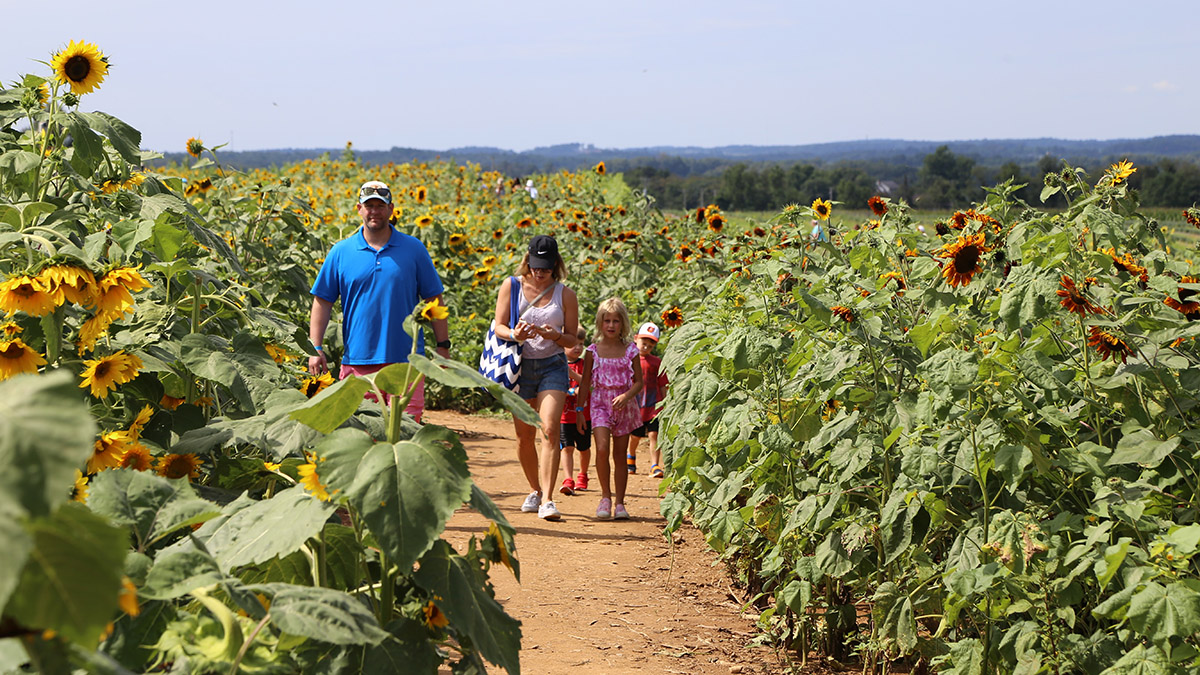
[{"xmin": 596, "ymin": 497, "xmax": 612, "ymax": 519}]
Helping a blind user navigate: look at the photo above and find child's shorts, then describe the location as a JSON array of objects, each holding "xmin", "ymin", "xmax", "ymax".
[
  {"xmin": 561, "ymin": 421, "xmax": 592, "ymax": 452},
  {"xmin": 631, "ymin": 418, "xmax": 660, "ymax": 438}
]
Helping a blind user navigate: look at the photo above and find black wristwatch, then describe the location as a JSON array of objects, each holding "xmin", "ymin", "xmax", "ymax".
[{"xmin": 436, "ymin": 339, "xmax": 452, "ymax": 350}]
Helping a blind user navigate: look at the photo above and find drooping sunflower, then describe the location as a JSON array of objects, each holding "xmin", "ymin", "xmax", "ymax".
[
  {"xmin": 40, "ymin": 265, "xmax": 97, "ymax": 306},
  {"xmin": 419, "ymin": 298, "xmax": 449, "ymax": 322},
  {"xmin": 264, "ymin": 343, "xmax": 293, "ymax": 364},
  {"xmin": 77, "ymin": 313, "xmax": 115, "ymax": 352},
  {"xmin": 422, "ymin": 600, "xmax": 449, "ymax": 629},
  {"xmin": 0, "ymin": 275, "xmax": 57, "ymax": 317},
  {"xmin": 1184, "ymin": 208, "xmax": 1200, "ymax": 228},
  {"xmin": 89, "ymin": 430, "xmax": 132, "ymax": 473},
  {"xmin": 661, "ymin": 306, "xmax": 684, "ymax": 328},
  {"xmin": 119, "ymin": 577, "xmax": 140, "ymax": 617},
  {"xmin": 1165, "ymin": 275, "xmax": 1200, "ymax": 320},
  {"xmin": 71, "ymin": 469, "xmax": 89, "ymax": 503},
  {"xmin": 156, "ymin": 453, "xmax": 202, "ymax": 480},
  {"xmin": 1087, "ymin": 326, "xmax": 1132, "ymax": 364},
  {"xmin": 831, "ymin": 305, "xmax": 854, "ymax": 322},
  {"xmin": 119, "ymin": 443, "xmax": 153, "ymax": 471},
  {"xmin": 936, "ymin": 233, "xmax": 989, "ymax": 288},
  {"xmin": 186, "ymin": 137, "xmax": 204, "ymax": 158},
  {"xmin": 0, "ymin": 338, "xmax": 47, "ymax": 380},
  {"xmin": 486, "ymin": 521, "xmax": 514, "ymax": 572},
  {"xmin": 1105, "ymin": 248, "xmax": 1149, "ymax": 284},
  {"xmin": 160, "ymin": 394, "xmax": 185, "ymax": 410},
  {"xmin": 79, "ymin": 351, "xmax": 143, "ymax": 398},
  {"xmin": 594, "ymin": 161, "xmax": 606, "ymax": 176},
  {"xmin": 301, "ymin": 372, "xmax": 335, "ymax": 398},
  {"xmin": 51, "ymin": 40, "xmax": 109, "ymax": 95},
  {"xmin": 1056, "ymin": 276, "xmax": 1103, "ymax": 316},
  {"xmin": 867, "ymin": 196, "xmax": 888, "ymax": 216},
  {"xmin": 694, "ymin": 207, "xmax": 706, "ymax": 224},
  {"xmin": 100, "ymin": 266, "xmax": 151, "ymax": 295},
  {"xmin": 297, "ymin": 461, "xmax": 331, "ymax": 501},
  {"xmin": 811, "ymin": 198, "xmax": 832, "ymax": 221}
]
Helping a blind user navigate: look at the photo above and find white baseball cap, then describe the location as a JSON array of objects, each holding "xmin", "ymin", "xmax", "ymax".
[{"xmin": 636, "ymin": 322, "xmax": 660, "ymax": 342}]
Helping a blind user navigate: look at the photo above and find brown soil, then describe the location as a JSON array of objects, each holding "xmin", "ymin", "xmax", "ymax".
[{"xmin": 430, "ymin": 410, "xmax": 813, "ymax": 675}]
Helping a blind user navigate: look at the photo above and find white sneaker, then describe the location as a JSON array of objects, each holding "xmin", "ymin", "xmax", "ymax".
[
  {"xmin": 538, "ymin": 501, "xmax": 561, "ymax": 521},
  {"xmin": 521, "ymin": 491, "xmax": 541, "ymax": 513}
]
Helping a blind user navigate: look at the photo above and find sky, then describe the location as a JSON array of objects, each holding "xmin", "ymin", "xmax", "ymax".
[{"xmin": 2, "ymin": 0, "xmax": 1196, "ymax": 154}]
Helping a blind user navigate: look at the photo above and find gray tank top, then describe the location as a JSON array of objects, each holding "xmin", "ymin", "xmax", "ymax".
[{"xmin": 519, "ymin": 282, "xmax": 565, "ymax": 359}]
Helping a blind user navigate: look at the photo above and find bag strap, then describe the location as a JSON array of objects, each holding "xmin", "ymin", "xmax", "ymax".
[
  {"xmin": 514, "ymin": 280, "xmax": 555, "ymax": 323},
  {"xmin": 507, "ymin": 277, "xmax": 520, "ymax": 329}
]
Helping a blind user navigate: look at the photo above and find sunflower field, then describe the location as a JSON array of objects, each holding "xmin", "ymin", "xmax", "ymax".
[{"xmin": 4, "ymin": 41, "xmax": 1200, "ymax": 675}]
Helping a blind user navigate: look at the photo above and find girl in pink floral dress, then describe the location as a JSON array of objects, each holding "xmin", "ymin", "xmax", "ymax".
[{"xmin": 576, "ymin": 297, "xmax": 644, "ymax": 520}]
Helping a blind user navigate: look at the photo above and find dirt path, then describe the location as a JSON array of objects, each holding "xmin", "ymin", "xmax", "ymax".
[{"xmin": 429, "ymin": 410, "xmax": 792, "ymax": 675}]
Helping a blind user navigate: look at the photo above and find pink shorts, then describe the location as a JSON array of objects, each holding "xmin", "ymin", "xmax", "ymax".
[{"xmin": 339, "ymin": 363, "xmax": 425, "ymax": 421}]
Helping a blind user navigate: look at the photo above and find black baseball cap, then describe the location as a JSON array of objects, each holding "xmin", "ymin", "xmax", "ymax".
[{"xmin": 528, "ymin": 234, "xmax": 559, "ymax": 269}]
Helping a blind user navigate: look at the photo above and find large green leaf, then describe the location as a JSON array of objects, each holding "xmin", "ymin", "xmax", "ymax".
[
  {"xmin": 4, "ymin": 502, "xmax": 128, "ymax": 645},
  {"xmin": 1126, "ymin": 581, "xmax": 1200, "ymax": 645},
  {"xmin": 85, "ymin": 469, "xmax": 221, "ymax": 552},
  {"xmin": 201, "ymin": 486, "xmax": 335, "ymax": 572},
  {"xmin": 1106, "ymin": 427, "xmax": 1181, "ymax": 468},
  {"xmin": 1099, "ymin": 643, "xmax": 1172, "ymax": 675},
  {"xmin": 407, "ymin": 353, "xmax": 540, "ymax": 428},
  {"xmin": 872, "ymin": 582, "xmax": 917, "ymax": 654},
  {"xmin": 0, "ymin": 371, "xmax": 97, "ymax": 518},
  {"xmin": 265, "ymin": 584, "xmax": 389, "ymax": 646},
  {"xmin": 141, "ymin": 550, "xmax": 224, "ymax": 600},
  {"xmin": 880, "ymin": 490, "xmax": 921, "ymax": 565},
  {"xmin": 414, "ymin": 540, "xmax": 521, "ymax": 675},
  {"xmin": 347, "ymin": 425, "xmax": 473, "ymax": 570},
  {"xmin": 77, "ymin": 111, "xmax": 142, "ymax": 164},
  {"xmin": 0, "ymin": 511, "xmax": 32, "ymax": 614},
  {"xmin": 363, "ymin": 618, "xmax": 442, "ymax": 674},
  {"xmin": 290, "ymin": 375, "xmax": 373, "ymax": 433}
]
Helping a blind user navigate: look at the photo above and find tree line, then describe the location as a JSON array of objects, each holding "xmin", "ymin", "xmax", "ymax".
[{"xmin": 620, "ymin": 146, "xmax": 1200, "ymax": 211}]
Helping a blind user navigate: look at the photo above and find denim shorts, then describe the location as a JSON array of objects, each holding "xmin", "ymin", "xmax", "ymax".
[{"xmin": 516, "ymin": 352, "xmax": 569, "ymax": 398}]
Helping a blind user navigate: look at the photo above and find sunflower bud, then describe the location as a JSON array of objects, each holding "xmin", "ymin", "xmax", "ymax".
[{"xmin": 63, "ymin": 92, "xmax": 79, "ymax": 107}]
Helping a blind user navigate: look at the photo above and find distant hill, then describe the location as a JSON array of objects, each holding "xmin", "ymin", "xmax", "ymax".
[{"xmin": 150, "ymin": 136, "xmax": 1200, "ymax": 175}]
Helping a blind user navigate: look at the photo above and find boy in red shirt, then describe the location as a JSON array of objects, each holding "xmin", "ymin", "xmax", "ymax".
[
  {"xmin": 627, "ymin": 322, "xmax": 669, "ymax": 478},
  {"xmin": 559, "ymin": 328, "xmax": 591, "ymax": 494}
]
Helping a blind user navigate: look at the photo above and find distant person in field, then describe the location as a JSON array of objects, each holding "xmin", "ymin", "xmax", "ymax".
[
  {"xmin": 526, "ymin": 179, "xmax": 539, "ymax": 200},
  {"xmin": 307, "ymin": 180, "xmax": 450, "ymax": 422},
  {"xmin": 626, "ymin": 322, "xmax": 668, "ymax": 479},
  {"xmin": 810, "ymin": 219, "xmax": 827, "ymax": 242},
  {"xmin": 576, "ymin": 297, "xmax": 644, "ymax": 520},
  {"xmin": 559, "ymin": 327, "xmax": 592, "ymax": 496},
  {"xmin": 492, "ymin": 234, "xmax": 580, "ymax": 521}
]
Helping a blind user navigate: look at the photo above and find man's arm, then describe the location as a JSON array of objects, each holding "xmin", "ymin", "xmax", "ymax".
[{"xmin": 308, "ymin": 296, "xmax": 334, "ymax": 375}]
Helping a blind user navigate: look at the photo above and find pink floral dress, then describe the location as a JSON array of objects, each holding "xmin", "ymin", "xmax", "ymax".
[{"xmin": 586, "ymin": 342, "xmax": 641, "ymax": 436}]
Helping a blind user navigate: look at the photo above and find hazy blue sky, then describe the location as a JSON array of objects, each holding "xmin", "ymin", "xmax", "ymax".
[{"xmin": 3, "ymin": 0, "xmax": 1195, "ymax": 153}]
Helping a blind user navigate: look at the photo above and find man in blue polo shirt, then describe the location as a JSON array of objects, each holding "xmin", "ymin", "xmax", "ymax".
[{"xmin": 307, "ymin": 180, "xmax": 450, "ymax": 421}]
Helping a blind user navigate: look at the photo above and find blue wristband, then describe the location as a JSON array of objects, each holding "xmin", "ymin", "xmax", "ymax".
[{"xmin": 575, "ymin": 406, "xmax": 584, "ymax": 412}]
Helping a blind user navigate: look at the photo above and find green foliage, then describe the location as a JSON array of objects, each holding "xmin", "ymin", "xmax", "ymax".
[{"xmin": 660, "ymin": 172, "xmax": 1200, "ymax": 672}]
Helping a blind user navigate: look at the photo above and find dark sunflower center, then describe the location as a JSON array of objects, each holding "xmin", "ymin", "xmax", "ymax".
[
  {"xmin": 14, "ymin": 283, "xmax": 37, "ymax": 299},
  {"xmin": 94, "ymin": 361, "xmax": 112, "ymax": 378},
  {"xmin": 1, "ymin": 343, "xmax": 23, "ymax": 359},
  {"xmin": 954, "ymin": 247, "xmax": 980, "ymax": 271},
  {"xmin": 65, "ymin": 55, "xmax": 92, "ymax": 82}
]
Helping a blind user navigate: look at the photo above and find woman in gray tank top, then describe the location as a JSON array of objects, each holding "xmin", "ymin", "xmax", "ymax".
[{"xmin": 491, "ymin": 235, "xmax": 580, "ymax": 521}]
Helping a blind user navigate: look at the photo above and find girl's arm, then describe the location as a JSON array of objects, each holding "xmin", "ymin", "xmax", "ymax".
[{"xmin": 613, "ymin": 348, "xmax": 644, "ymax": 409}]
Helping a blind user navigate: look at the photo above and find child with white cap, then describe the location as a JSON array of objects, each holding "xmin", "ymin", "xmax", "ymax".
[{"xmin": 627, "ymin": 322, "xmax": 669, "ymax": 479}]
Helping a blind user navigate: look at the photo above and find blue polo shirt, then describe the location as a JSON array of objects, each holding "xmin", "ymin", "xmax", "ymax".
[{"xmin": 311, "ymin": 227, "xmax": 444, "ymax": 365}]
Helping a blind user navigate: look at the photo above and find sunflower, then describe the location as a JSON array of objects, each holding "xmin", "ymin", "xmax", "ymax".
[
  {"xmin": 821, "ymin": 399, "xmax": 841, "ymax": 421},
  {"xmin": 1105, "ymin": 248, "xmax": 1149, "ymax": 284},
  {"xmin": 186, "ymin": 137, "xmax": 204, "ymax": 158},
  {"xmin": 831, "ymin": 305, "xmax": 854, "ymax": 322},
  {"xmin": 119, "ymin": 577, "xmax": 140, "ymax": 617},
  {"xmin": 416, "ymin": 215, "xmax": 434, "ymax": 227},
  {"xmin": 156, "ymin": 453, "xmax": 202, "ymax": 480},
  {"xmin": 265, "ymin": 343, "xmax": 293, "ymax": 364},
  {"xmin": 301, "ymin": 372, "xmax": 335, "ymax": 398},
  {"xmin": 1108, "ymin": 160, "xmax": 1136, "ymax": 183},
  {"xmin": 480, "ymin": 255, "xmax": 499, "ymax": 269},
  {"xmin": 100, "ymin": 266, "xmax": 151, "ymax": 295},
  {"xmin": 707, "ymin": 214, "xmax": 726, "ymax": 233},
  {"xmin": 1, "ymin": 322, "xmax": 21, "ymax": 338},
  {"xmin": 1056, "ymin": 276, "xmax": 1102, "ymax": 316},
  {"xmin": 419, "ymin": 298, "xmax": 449, "ymax": 322},
  {"xmin": 77, "ymin": 313, "xmax": 115, "ymax": 352},
  {"xmin": 515, "ymin": 217, "xmax": 534, "ymax": 229},
  {"xmin": 661, "ymin": 306, "xmax": 684, "ymax": 328},
  {"xmin": 119, "ymin": 443, "xmax": 153, "ymax": 471},
  {"xmin": 936, "ymin": 233, "xmax": 989, "ymax": 288},
  {"xmin": 51, "ymin": 41, "xmax": 109, "ymax": 95},
  {"xmin": 0, "ymin": 275, "xmax": 57, "ymax": 316},
  {"xmin": 448, "ymin": 233, "xmax": 467, "ymax": 247},
  {"xmin": 594, "ymin": 162, "xmax": 606, "ymax": 176},
  {"xmin": 0, "ymin": 338, "xmax": 47, "ymax": 380},
  {"xmin": 486, "ymin": 521, "xmax": 514, "ymax": 572},
  {"xmin": 492, "ymin": 228, "xmax": 504, "ymax": 240},
  {"xmin": 879, "ymin": 271, "xmax": 906, "ymax": 289},
  {"xmin": 811, "ymin": 198, "xmax": 832, "ymax": 221},
  {"xmin": 71, "ymin": 470, "xmax": 89, "ymax": 503},
  {"xmin": 79, "ymin": 351, "xmax": 143, "ymax": 398},
  {"xmin": 297, "ymin": 461, "xmax": 331, "ymax": 501},
  {"xmin": 128, "ymin": 404, "xmax": 154, "ymax": 438},
  {"xmin": 1087, "ymin": 326, "xmax": 1132, "ymax": 364},
  {"xmin": 160, "ymin": 394, "xmax": 185, "ymax": 410},
  {"xmin": 40, "ymin": 265, "xmax": 97, "ymax": 306},
  {"xmin": 867, "ymin": 196, "xmax": 888, "ymax": 216},
  {"xmin": 414, "ymin": 185, "xmax": 428, "ymax": 203},
  {"xmin": 89, "ymin": 430, "xmax": 132, "ymax": 473},
  {"xmin": 422, "ymin": 600, "xmax": 449, "ymax": 629},
  {"xmin": 1184, "ymin": 208, "xmax": 1200, "ymax": 228}
]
